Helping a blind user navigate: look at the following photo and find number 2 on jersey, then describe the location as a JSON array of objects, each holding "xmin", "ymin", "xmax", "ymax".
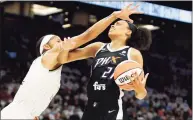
[{"xmin": 101, "ymin": 67, "xmax": 114, "ymax": 79}]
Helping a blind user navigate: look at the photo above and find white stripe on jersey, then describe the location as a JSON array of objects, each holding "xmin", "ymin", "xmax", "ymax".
[
  {"xmin": 107, "ymin": 43, "xmax": 129, "ymax": 52},
  {"xmin": 95, "ymin": 43, "xmax": 107, "ymax": 57},
  {"xmin": 116, "ymin": 97, "xmax": 124, "ymax": 119}
]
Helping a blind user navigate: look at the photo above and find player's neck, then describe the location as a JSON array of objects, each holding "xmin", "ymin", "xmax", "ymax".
[{"xmin": 110, "ymin": 41, "xmax": 126, "ymax": 50}]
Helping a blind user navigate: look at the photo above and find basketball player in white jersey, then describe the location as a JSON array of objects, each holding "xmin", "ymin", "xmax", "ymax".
[{"xmin": 0, "ymin": 3, "xmax": 140, "ymax": 119}]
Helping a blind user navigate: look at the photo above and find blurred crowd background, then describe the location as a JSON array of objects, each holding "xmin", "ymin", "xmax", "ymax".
[{"xmin": 0, "ymin": 1, "xmax": 192, "ymax": 120}]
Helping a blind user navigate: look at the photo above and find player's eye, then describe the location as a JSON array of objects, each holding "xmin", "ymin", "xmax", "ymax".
[{"xmin": 117, "ymin": 22, "xmax": 121, "ymax": 25}]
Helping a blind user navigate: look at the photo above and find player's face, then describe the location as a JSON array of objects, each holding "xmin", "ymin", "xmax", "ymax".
[
  {"xmin": 48, "ymin": 36, "xmax": 62, "ymax": 48},
  {"xmin": 108, "ymin": 20, "xmax": 132, "ymax": 39}
]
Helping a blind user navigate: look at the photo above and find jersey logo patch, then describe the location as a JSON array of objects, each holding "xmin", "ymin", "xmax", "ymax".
[
  {"xmin": 93, "ymin": 102, "xmax": 97, "ymax": 107},
  {"xmin": 119, "ymin": 51, "xmax": 127, "ymax": 56},
  {"xmin": 93, "ymin": 82, "xmax": 106, "ymax": 90},
  {"xmin": 112, "ymin": 56, "xmax": 121, "ymax": 64},
  {"xmin": 108, "ymin": 110, "xmax": 116, "ymax": 113}
]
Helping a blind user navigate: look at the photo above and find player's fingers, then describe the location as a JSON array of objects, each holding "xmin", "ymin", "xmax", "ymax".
[
  {"xmin": 63, "ymin": 39, "xmax": 67, "ymax": 43},
  {"xmin": 59, "ymin": 42, "xmax": 65, "ymax": 51},
  {"xmin": 135, "ymin": 72, "xmax": 140, "ymax": 80},
  {"xmin": 124, "ymin": 87, "xmax": 134, "ymax": 91},
  {"xmin": 142, "ymin": 73, "xmax": 149, "ymax": 84},
  {"xmin": 34, "ymin": 117, "xmax": 39, "ymax": 120},
  {"xmin": 121, "ymin": 84, "xmax": 134, "ymax": 91},
  {"xmin": 63, "ymin": 37, "xmax": 68, "ymax": 41},
  {"xmin": 61, "ymin": 40, "xmax": 71, "ymax": 50},
  {"xmin": 130, "ymin": 74, "xmax": 135, "ymax": 81},
  {"xmin": 144, "ymin": 73, "xmax": 149, "ymax": 79},
  {"xmin": 130, "ymin": 4, "xmax": 140, "ymax": 11},
  {"xmin": 131, "ymin": 71, "xmax": 137, "ymax": 77},
  {"xmin": 127, "ymin": 18, "xmax": 134, "ymax": 23},
  {"xmin": 124, "ymin": 84, "xmax": 134, "ymax": 88},
  {"xmin": 131, "ymin": 10, "xmax": 143, "ymax": 14},
  {"xmin": 61, "ymin": 40, "xmax": 66, "ymax": 49},
  {"xmin": 126, "ymin": 2, "xmax": 134, "ymax": 9},
  {"xmin": 131, "ymin": 72, "xmax": 137, "ymax": 79},
  {"xmin": 130, "ymin": 72, "xmax": 139, "ymax": 86},
  {"xmin": 131, "ymin": 73, "xmax": 139, "ymax": 84},
  {"xmin": 131, "ymin": 76, "xmax": 138, "ymax": 85}
]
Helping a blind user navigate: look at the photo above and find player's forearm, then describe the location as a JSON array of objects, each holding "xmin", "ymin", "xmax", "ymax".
[
  {"xmin": 70, "ymin": 12, "xmax": 117, "ymax": 49},
  {"xmin": 135, "ymin": 88, "xmax": 147, "ymax": 100},
  {"xmin": 84, "ymin": 12, "xmax": 117, "ymax": 39},
  {"xmin": 57, "ymin": 50, "xmax": 70, "ymax": 64}
]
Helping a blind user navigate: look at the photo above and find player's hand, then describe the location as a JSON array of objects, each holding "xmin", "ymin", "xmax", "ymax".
[
  {"xmin": 122, "ymin": 72, "xmax": 149, "ymax": 91},
  {"xmin": 130, "ymin": 72, "xmax": 149, "ymax": 92},
  {"xmin": 112, "ymin": 3, "xmax": 143, "ymax": 23},
  {"xmin": 34, "ymin": 116, "xmax": 39, "ymax": 120},
  {"xmin": 55, "ymin": 37, "xmax": 76, "ymax": 52},
  {"xmin": 62, "ymin": 37, "xmax": 76, "ymax": 51}
]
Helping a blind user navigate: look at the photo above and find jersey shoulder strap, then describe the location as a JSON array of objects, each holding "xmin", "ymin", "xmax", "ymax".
[
  {"xmin": 127, "ymin": 47, "xmax": 132, "ymax": 60},
  {"xmin": 95, "ymin": 43, "xmax": 108, "ymax": 57}
]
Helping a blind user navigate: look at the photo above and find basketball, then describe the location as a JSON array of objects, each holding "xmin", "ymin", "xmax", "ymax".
[{"xmin": 114, "ymin": 60, "xmax": 144, "ymax": 91}]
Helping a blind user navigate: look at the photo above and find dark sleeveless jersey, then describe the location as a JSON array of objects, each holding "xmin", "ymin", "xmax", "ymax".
[{"xmin": 87, "ymin": 43, "xmax": 131, "ymax": 101}]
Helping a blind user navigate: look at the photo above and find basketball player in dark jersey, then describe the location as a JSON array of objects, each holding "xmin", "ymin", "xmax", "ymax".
[{"xmin": 58, "ymin": 3, "xmax": 151, "ymax": 120}]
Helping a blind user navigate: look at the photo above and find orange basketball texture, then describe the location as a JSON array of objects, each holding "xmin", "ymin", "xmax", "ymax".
[{"xmin": 114, "ymin": 60, "xmax": 144, "ymax": 91}]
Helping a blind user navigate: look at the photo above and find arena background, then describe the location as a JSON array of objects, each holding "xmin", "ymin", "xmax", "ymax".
[{"xmin": 0, "ymin": 1, "xmax": 192, "ymax": 120}]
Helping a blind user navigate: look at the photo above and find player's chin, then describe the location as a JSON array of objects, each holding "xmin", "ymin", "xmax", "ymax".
[
  {"xmin": 108, "ymin": 31, "xmax": 112, "ymax": 35},
  {"xmin": 108, "ymin": 31, "xmax": 116, "ymax": 38}
]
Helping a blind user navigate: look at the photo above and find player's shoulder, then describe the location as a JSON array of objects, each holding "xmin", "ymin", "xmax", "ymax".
[
  {"xmin": 89, "ymin": 42, "xmax": 106, "ymax": 51},
  {"xmin": 30, "ymin": 56, "xmax": 41, "ymax": 66},
  {"xmin": 92, "ymin": 42, "xmax": 105, "ymax": 48},
  {"xmin": 129, "ymin": 47, "xmax": 143, "ymax": 65},
  {"xmin": 32, "ymin": 56, "xmax": 41, "ymax": 62},
  {"xmin": 36, "ymin": 56, "xmax": 44, "ymax": 61},
  {"xmin": 89, "ymin": 42, "xmax": 106, "ymax": 57},
  {"xmin": 129, "ymin": 47, "xmax": 142, "ymax": 56}
]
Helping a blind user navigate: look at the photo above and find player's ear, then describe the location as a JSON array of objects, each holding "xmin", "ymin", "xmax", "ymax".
[
  {"xmin": 43, "ymin": 44, "xmax": 51, "ymax": 50},
  {"xmin": 126, "ymin": 29, "xmax": 132, "ymax": 37}
]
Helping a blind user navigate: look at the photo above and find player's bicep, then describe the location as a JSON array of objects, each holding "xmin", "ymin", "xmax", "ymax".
[{"xmin": 69, "ymin": 33, "xmax": 89, "ymax": 49}]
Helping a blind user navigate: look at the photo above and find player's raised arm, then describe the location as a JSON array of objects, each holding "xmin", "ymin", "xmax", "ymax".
[
  {"xmin": 65, "ymin": 3, "xmax": 142, "ymax": 50},
  {"xmin": 57, "ymin": 3, "xmax": 142, "ymax": 64}
]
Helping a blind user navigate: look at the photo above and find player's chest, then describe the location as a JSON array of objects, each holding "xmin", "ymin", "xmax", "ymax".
[{"xmin": 93, "ymin": 52, "xmax": 128, "ymax": 69}]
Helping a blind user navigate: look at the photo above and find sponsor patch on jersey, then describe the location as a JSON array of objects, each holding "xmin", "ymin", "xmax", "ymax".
[{"xmin": 93, "ymin": 82, "xmax": 106, "ymax": 90}]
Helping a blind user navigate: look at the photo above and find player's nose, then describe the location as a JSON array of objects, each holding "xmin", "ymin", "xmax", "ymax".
[{"xmin": 111, "ymin": 25, "xmax": 115, "ymax": 28}]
